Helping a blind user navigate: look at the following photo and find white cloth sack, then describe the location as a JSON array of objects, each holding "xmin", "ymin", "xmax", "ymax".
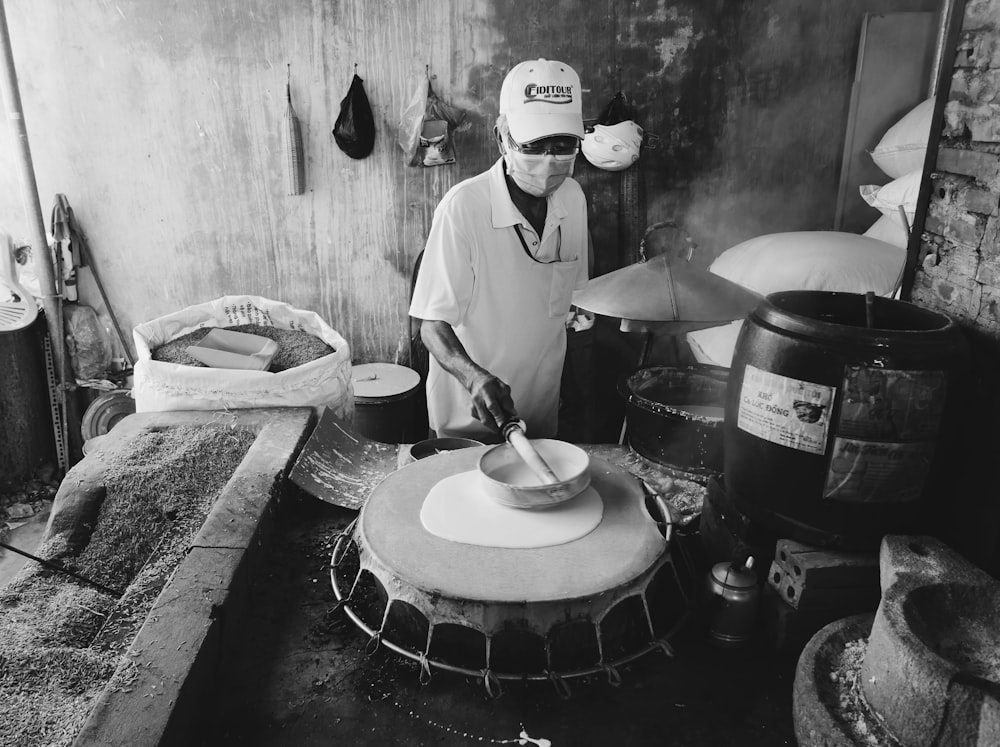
[
  {"xmin": 863, "ymin": 213, "xmax": 910, "ymax": 249},
  {"xmin": 870, "ymin": 98, "xmax": 934, "ymax": 179},
  {"xmin": 860, "ymin": 169, "xmax": 923, "ymax": 224},
  {"xmin": 687, "ymin": 231, "xmax": 906, "ymax": 368},
  {"xmin": 132, "ymin": 295, "xmax": 353, "ymax": 418},
  {"xmin": 706, "ymin": 231, "xmax": 905, "ymax": 297}
]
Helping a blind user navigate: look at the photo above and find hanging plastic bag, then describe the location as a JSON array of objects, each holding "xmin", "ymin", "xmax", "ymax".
[
  {"xmin": 405, "ymin": 78, "xmax": 470, "ymax": 168},
  {"xmin": 425, "ymin": 82, "xmax": 470, "ymax": 134},
  {"xmin": 333, "ymin": 74, "xmax": 375, "ymax": 159},
  {"xmin": 415, "ymin": 119, "xmax": 455, "ymax": 166},
  {"xmin": 597, "ymin": 91, "xmax": 637, "ymax": 126},
  {"xmin": 398, "ymin": 78, "xmax": 429, "ymax": 165},
  {"xmin": 64, "ymin": 303, "xmax": 112, "ymax": 381}
]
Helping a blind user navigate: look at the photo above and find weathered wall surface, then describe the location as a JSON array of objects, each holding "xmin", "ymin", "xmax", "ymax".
[
  {"xmin": 0, "ymin": 0, "xmax": 938, "ymax": 365},
  {"xmin": 909, "ymin": 0, "xmax": 1000, "ymax": 575}
]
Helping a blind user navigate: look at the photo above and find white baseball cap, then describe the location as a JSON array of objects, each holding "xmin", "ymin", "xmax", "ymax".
[{"xmin": 499, "ymin": 59, "xmax": 585, "ymax": 144}]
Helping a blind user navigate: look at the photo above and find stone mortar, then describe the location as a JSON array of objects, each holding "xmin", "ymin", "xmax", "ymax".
[
  {"xmin": 793, "ymin": 613, "xmax": 881, "ymax": 747},
  {"xmin": 861, "ymin": 535, "xmax": 1000, "ymax": 747}
]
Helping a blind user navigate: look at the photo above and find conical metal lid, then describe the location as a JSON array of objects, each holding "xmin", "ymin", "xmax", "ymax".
[{"xmin": 572, "ymin": 253, "xmax": 761, "ymax": 324}]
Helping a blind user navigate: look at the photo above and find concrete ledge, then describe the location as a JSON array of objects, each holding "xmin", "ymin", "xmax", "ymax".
[{"xmin": 71, "ymin": 407, "xmax": 315, "ymax": 747}]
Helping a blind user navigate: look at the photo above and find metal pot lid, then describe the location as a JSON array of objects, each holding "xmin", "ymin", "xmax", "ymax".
[
  {"xmin": 81, "ymin": 389, "xmax": 136, "ymax": 441},
  {"xmin": 572, "ymin": 253, "xmax": 761, "ymax": 324},
  {"xmin": 352, "ymin": 362, "xmax": 420, "ymax": 398},
  {"xmin": 711, "ymin": 559, "xmax": 757, "ymax": 588}
]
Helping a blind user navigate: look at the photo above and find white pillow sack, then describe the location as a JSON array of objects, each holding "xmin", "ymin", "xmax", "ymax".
[
  {"xmin": 687, "ymin": 320, "xmax": 744, "ymax": 368},
  {"xmin": 860, "ymin": 169, "xmax": 923, "ymax": 224},
  {"xmin": 706, "ymin": 231, "xmax": 905, "ymax": 297},
  {"xmin": 863, "ymin": 213, "xmax": 910, "ymax": 249},
  {"xmin": 870, "ymin": 98, "xmax": 934, "ymax": 179},
  {"xmin": 686, "ymin": 231, "xmax": 906, "ymax": 367}
]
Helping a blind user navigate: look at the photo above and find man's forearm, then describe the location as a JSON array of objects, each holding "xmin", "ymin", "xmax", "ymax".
[
  {"xmin": 419, "ymin": 319, "xmax": 487, "ymax": 391},
  {"xmin": 418, "ymin": 319, "xmax": 516, "ymax": 429}
]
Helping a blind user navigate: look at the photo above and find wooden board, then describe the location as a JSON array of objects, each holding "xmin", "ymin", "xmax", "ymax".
[{"xmin": 835, "ymin": 11, "xmax": 939, "ymax": 234}]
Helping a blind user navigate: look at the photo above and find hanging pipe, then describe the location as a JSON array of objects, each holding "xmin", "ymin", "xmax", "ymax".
[{"xmin": 0, "ymin": 0, "xmax": 63, "ymax": 374}]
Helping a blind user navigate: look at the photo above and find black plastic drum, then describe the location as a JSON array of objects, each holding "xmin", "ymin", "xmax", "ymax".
[{"xmin": 723, "ymin": 291, "xmax": 969, "ymax": 550}]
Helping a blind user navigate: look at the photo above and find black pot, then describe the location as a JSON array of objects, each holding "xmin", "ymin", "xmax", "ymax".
[{"xmin": 619, "ymin": 365, "xmax": 730, "ymax": 475}]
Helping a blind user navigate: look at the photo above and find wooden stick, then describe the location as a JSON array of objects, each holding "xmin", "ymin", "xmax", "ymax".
[
  {"xmin": 890, "ymin": 206, "xmax": 912, "ymax": 299},
  {"xmin": 896, "ymin": 204, "xmax": 911, "ymax": 238}
]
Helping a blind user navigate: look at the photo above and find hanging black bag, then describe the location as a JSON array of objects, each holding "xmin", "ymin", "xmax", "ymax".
[
  {"xmin": 333, "ymin": 74, "xmax": 375, "ymax": 159},
  {"xmin": 597, "ymin": 90, "xmax": 636, "ymax": 126}
]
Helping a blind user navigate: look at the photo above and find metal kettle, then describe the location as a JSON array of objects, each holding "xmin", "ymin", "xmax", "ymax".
[{"xmin": 704, "ymin": 556, "xmax": 760, "ymax": 647}]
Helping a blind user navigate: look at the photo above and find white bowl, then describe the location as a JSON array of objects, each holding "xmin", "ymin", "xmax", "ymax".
[{"xmin": 477, "ymin": 438, "xmax": 591, "ymax": 510}]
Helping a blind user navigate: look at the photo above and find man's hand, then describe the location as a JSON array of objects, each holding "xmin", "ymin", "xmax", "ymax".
[
  {"xmin": 419, "ymin": 319, "xmax": 517, "ymax": 433},
  {"xmin": 468, "ymin": 372, "xmax": 516, "ymax": 432}
]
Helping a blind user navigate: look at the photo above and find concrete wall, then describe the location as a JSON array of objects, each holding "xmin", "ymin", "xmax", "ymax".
[
  {"xmin": 0, "ymin": 0, "xmax": 939, "ymax": 365},
  {"xmin": 909, "ymin": 0, "xmax": 1000, "ymax": 576}
]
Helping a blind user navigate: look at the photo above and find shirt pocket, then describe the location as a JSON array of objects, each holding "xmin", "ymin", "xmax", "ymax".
[{"xmin": 548, "ymin": 260, "xmax": 578, "ymax": 318}]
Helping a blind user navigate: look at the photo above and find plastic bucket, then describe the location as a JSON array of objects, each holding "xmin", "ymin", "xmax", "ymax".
[
  {"xmin": 409, "ymin": 437, "xmax": 482, "ymax": 461},
  {"xmin": 352, "ymin": 363, "xmax": 422, "ymax": 444},
  {"xmin": 619, "ymin": 365, "xmax": 729, "ymax": 475},
  {"xmin": 398, "ymin": 437, "xmax": 483, "ymax": 466},
  {"xmin": 723, "ymin": 291, "xmax": 969, "ymax": 550}
]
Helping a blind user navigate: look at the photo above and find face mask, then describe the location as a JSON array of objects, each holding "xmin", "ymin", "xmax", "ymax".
[{"xmin": 503, "ymin": 151, "xmax": 576, "ymax": 197}]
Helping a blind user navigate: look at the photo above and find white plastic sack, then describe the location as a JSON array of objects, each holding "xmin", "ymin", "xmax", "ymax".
[
  {"xmin": 398, "ymin": 78, "xmax": 429, "ymax": 165},
  {"xmin": 132, "ymin": 295, "xmax": 353, "ymax": 419}
]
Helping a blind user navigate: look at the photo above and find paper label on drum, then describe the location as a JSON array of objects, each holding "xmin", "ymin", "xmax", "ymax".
[
  {"xmin": 736, "ymin": 365, "xmax": 834, "ymax": 455},
  {"xmin": 823, "ymin": 438, "xmax": 935, "ymax": 502},
  {"xmin": 837, "ymin": 367, "xmax": 947, "ymax": 441}
]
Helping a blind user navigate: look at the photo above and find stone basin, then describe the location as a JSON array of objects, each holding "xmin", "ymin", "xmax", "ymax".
[
  {"xmin": 794, "ymin": 535, "xmax": 1000, "ymax": 746},
  {"xmin": 862, "ymin": 536, "xmax": 1000, "ymax": 746}
]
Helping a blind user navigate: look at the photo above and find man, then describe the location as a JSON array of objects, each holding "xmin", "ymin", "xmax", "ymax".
[{"xmin": 409, "ymin": 58, "xmax": 590, "ymax": 442}]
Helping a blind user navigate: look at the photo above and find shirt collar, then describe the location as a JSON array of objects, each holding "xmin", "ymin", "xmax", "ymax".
[{"xmin": 489, "ymin": 157, "xmax": 570, "ymax": 230}]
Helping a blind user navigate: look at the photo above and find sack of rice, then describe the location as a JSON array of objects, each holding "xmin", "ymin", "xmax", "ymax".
[{"xmin": 132, "ymin": 295, "xmax": 353, "ymax": 419}]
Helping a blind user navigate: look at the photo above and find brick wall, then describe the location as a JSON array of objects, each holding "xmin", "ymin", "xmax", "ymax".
[{"xmin": 910, "ymin": 0, "xmax": 1000, "ymax": 576}]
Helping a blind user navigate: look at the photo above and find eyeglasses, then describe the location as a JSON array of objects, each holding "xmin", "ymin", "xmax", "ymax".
[{"xmin": 506, "ymin": 134, "xmax": 580, "ymax": 157}]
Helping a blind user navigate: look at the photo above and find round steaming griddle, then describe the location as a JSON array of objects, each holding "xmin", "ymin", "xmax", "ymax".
[
  {"xmin": 361, "ymin": 447, "xmax": 663, "ymax": 601},
  {"xmin": 331, "ymin": 447, "xmax": 695, "ymax": 692}
]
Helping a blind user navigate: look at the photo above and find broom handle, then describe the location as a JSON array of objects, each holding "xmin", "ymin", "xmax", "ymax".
[
  {"xmin": 76, "ymin": 238, "xmax": 134, "ymax": 367},
  {"xmin": 0, "ymin": 540, "xmax": 122, "ymax": 597},
  {"xmin": 502, "ymin": 420, "xmax": 559, "ymax": 485}
]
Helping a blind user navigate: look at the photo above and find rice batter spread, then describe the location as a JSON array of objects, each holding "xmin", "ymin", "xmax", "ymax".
[{"xmin": 419, "ymin": 470, "xmax": 603, "ymax": 549}]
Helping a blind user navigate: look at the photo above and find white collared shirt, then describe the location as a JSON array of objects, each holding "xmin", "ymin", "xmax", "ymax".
[{"xmin": 409, "ymin": 158, "xmax": 589, "ymax": 440}]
